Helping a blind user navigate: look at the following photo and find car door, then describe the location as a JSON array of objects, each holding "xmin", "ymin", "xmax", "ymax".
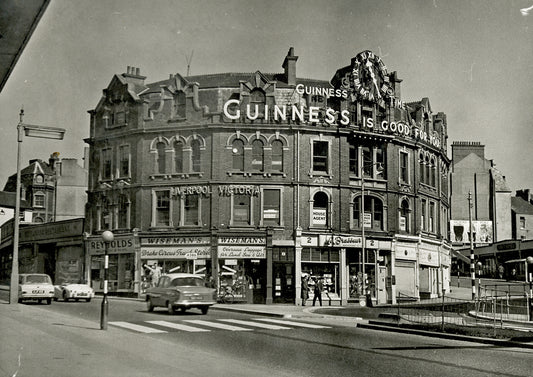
[{"xmin": 151, "ymin": 276, "xmax": 168, "ymax": 306}]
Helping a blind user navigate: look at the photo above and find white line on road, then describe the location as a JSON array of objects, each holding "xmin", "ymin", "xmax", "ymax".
[
  {"xmin": 184, "ymin": 319, "xmax": 253, "ymax": 331},
  {"xmin": 218, "ymin": 319, "xmax": 292, "ymax": 330},
  {"xmin": 254, "ymin": 318, "xmax": 331, "ymax": 328},
  {"xmin": 109, "ymin": 321, "xmax": 167, "ymax": 333},
  {"xmin": 145, "ymin": 320, "xmax": 211, "ymax": 332}
]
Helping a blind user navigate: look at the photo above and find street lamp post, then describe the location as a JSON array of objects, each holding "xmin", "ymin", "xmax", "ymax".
[
  {"xmin": 100, "ymin": 230, "xmax": 114, "ymax": 330},
  {"xmin": 527, "ymin": 256, "xmax": 533, "ymax": 322},
  {"xmin": 9, "ymin": 109, "xmax": 65, "ymax": 304},
  {"xmin": 468, "ymin": 191, "xmax": 476, "ymax": 300}
]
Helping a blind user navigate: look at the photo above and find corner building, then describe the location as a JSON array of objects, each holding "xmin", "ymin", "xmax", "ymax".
[{"xmin": 85, "ymin": 48, "xmax": 451, "ymax": 304}]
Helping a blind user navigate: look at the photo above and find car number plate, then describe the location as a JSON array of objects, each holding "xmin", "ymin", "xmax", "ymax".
[
  {"xmin": 78, "ymin": 292, "xmax": 87, "ymax": 296},
  {"xmin": 32, "ymin": 290, "xmax": 44, "ymax": 294}
]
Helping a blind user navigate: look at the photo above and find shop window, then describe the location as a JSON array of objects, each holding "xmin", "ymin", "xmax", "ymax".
[
  {"xmin": 251, "ymin": 140, "xmax": 264, "ymax": 171},
  {"xmin": 312, "ymin": 191, "xmax": 329, "ymax": 227},
  {"xmin": 312, "ymin": 140, "xmax": 328, "ymax": 173},
  {"xmin": 174, "ymin": 141, "xmax": 183, "ymax": 173},
  {"xmin": 191, "ymin": 139, "xmax": 201, "ymax": 172},
  {"xmin": 400, "ymin": 151, "xmax": 409, "ymax": 183},
  {"xmin": 400, "ymin": 199, "xmax": 410, "ymax": 232},
  {"xmin": 232, "ymin": 139, "xmax": 244, "ymax": 171},
  {"xmin": 101, "ymin": 147, "xmax": 112, "ymax": 180},
  {"xmin": 353, "ymin": 195, "xmax": 383, "ymax": 230},
  {"xmin": 155, "ymin": 191, "xmax": 170, "ymax": 226},
  {"xmin": 184, "ymin": 194, "xmax": 199, "ymax": 226},
  {"xmin": 232, "ymin": 194, "xmax": 250, "ymax": 225},
  {"xmin": 271, "ymin": 140, "xmax": 283, "ymax": 172},
  {"xmin": 118, "ymin": 144, "xmax": 130, "ymax": 178},
  {"xmin": 156, "ymin": 142, "xmax": 166, "ymax": 174},
  {"xmin": 175, "ymin": 91, "xmax": 186, "ymax": 118},
  {"xmin": 33, "ymin": 192, "xmax": 45, "ymax": 208},
  {"xmin": 262, "ymin": 188, "xmax": 281, "ymax": 226}
]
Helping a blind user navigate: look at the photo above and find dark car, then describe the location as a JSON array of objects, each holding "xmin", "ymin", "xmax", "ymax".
[{"xmin": 145, "ymin": 273, "xmax": 216, "ymax": 315}]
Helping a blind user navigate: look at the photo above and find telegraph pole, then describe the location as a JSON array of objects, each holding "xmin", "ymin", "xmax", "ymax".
[{"xmin": 468, "ymin": 191, "xmax": 476, "ymax": 300}]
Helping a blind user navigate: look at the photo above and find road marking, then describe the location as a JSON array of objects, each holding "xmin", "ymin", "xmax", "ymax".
[
  {"xmin": 184, "ymin": 319, "xmax": 253, "ymax": 331},
  {"xmin": 218, "ymin": 319, "xmax": 292, "ymax": 330},
  {"xmin": 109, "ymin": 321, "xmax": 167, "ymax": 333},
  {"xmin": 145, "ymin": 320, "xmax": 211, "ymax": 332},
  {"xmin": 254, "ymin": 318, "xmax": 331, "ymax": 328}
]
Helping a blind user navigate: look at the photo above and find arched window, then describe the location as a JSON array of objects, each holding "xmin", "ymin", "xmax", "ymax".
[
  {"xmin": 191, "ymin": 139, "xmax": 201, "ymax": 172},
  {"xmin": 425, "ymin": 155, "xmax": 430, "ymax": 185},
  {"xmin": 232, "ymin": 139, "xmax": 244, "ymax": 171},
  {"xmin": 430, "ymin": 157, "xmax": 436, "ymax": 187},
  {"xmin": 250, "ymin": 89, "xmax": 265, "ymax": 105},
  {"xmin": 419, "ymin": 152, "xmax": 425, "ymax": 184},
  {"xmin": 271, "ymin": 140, "xmax": 283, "ymax": 172},
  {"xmin": 174, "ymin": 141, "xmax": 183, "ymax": 173},
  {"xmin": 312, "ymin": 191, "xmax": 329, "ymax": 227},
  {"xmin": 251, "ymin": 140, "xmax": 264, "ymax": 171},
  {"xmin": 156, "ymin": 142, "xmax": 166, "ymax": 174},
  {"xmin": 400, "ymin": 199, "xmax": 410, "ymax": 232},
  {"xmin": 353, "ymin": 195, "xmax": 383, "ymax": 230}
]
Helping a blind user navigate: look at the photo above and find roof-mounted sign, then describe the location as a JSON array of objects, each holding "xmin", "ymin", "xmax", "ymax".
[{"xmin": 351, "ymin": 50, "xmax": 393, "ymax": 106}]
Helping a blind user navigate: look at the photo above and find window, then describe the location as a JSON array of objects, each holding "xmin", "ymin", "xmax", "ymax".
[
  {"xmin": 174, "ymin": 141, "xmax": 183, "ymax": 173},
  {"xmin": 312, "ymin": 191, "xmax": 329, "ymax": 227},
  {"xmin": 262, "ymin": 189, "xmax": 281, "ymax": 226},
  {"xmin": 251, "ymin": 140, "xmax": 264, "ymax": 171},
  {"xmin": 232, "ymin": 139, "xmax": 244, "ymax": 171},
  {"xmin": 233, "ymin": 194, "xmax": 250, "ymax": 225},
  {"xmin": 175, "ymin": 91, "xmax": 186, "ymax": 118},
  {"xmin": 184, "ymin": 194, "xmax": 199, "ymax": 226},
  {"xmin": 115, "ymin": 111, "xmax": 125, "ymax": 125},
  {"xmin": 419, "ymin": 152, "xmax": 425, "ymax": 184},
  {"xmin": 400, "ymin": 199, "xmax": 410, "ymax": 232},
  {"xmin": 118, "ymin": 195, "xmax": 129, "ymax": 229},
  {"xmin": 421, "ymin": 198, "xmax": 427, "ymax": 231},
  {"xmin": 34, "ymin": 175, "xmax": 44, "ymax": 184},
  {"xmin": 34, "ymin": 192, "xmax": 45, "ymax": 208},
  {"xmin": 429, "ymin": 201, "xmax": 435, "ymax": 232},
  {"xmin": 118, "ymin": 145, "xmax": 130, "ymax": 178},
  {"xmin": 362, "ymin": 146, "xmax": 372, "ymax": 177},
  {"xmin": 520, "ymin": 216, "xmax": 526, "ymax": 229},
  {"xmin": 155, "ymin": 191, "xmax": 170, "ymax": 226},
  {"xmin": 271, "ymin": 140, "xmax": 283, "ymax": 172},
  {"xmin": 312, "ymin": 141, "xmax": 328, "ymax": 173},
  {"xmin": 349, "ymin": 144, "xmax": 358, "ymax": 174},
  {"xmin": 100, "ymin": 197, "xmax": 111, "ymax": 230},
  {"xmin": 102, "ymin": 148, "xmax": 112, "ymax": 180},
  {"xmin": 400, "ymin": 151, "xmax": 409, "ymax": 183},
  {"xmin": 425, "ymin": 155, "xmax": 430, "ymax": 185},
  {"xmin": 191, "ymin": 139, "xmax": 201, "ymax": 172},
  {"xmin": 353, "ymin": 195, "xmax": 384, "ymax": 230},
  {"xmin": 250, "ymin": 89, "xmax": 265, "ymax": 105},
  {"xmin": 156, "ymin": 142, "xmax": 166, "ymax": 174},
  {"xmin": 430, "ymin": 157, "xmax": 436, "ymax": 187}
]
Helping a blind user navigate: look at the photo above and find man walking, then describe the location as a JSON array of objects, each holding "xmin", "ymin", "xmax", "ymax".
[{"xmin": 312, "ymin": 276, "xmax": 324, "ymax": 306}]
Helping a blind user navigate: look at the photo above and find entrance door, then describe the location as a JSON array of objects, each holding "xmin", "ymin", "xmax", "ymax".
[
  {"xmin": 272, "ymin": 263, "xmax": 294, "ymax": 304},
  {"xmin": 377, "ymin": 266, "xmax": 387, "ymax": 304}
]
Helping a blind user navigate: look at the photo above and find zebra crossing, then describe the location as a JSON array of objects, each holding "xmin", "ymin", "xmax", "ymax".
[{"xmin": 109, "ymin": 317, "xmax": 331, "ymax": 334}]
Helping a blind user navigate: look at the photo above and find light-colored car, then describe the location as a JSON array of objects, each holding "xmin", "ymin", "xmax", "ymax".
[
  {"xmin": 54, "ymin": 283, "xmax": 94, "ymax": 302},
  {"xmin": 145, "ymin": 273, "xmax": 216, "ymax": 315},
  {"xmin": 18, "ymin": 273, "xmax": 54, "ymax": 304}
]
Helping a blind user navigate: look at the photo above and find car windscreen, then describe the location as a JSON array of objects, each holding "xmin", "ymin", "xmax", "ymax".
[
  {"xmin": 170, "ymin": 277, "xmax": 205, "ymax": 287},
  {"xmin": 24, "ymin": 275, "xmax": 52, "ymax": 284}
]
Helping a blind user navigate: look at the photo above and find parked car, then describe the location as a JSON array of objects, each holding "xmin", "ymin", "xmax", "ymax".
[
  {"xmin": 145, "ymin": 273, "xmax": 216, "ymax": 315},
  {"xmin": 54, "ymin": 282, "xmax": 94, "ymax": 302},
  {"xmin": 18, "ymin": 273, "xmax": 54, "ymax": 304}
]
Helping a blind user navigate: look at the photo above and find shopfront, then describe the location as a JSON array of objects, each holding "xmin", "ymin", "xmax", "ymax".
[
  {"xmin": 419, "ymin": 246, "xmax": 439, "ymax": 299},
  {"xmin": 394, "ymin": 242, "xmax": 418, "ymax": 299},
  {"xmin": 217, "ymin": 236, "xmax": 266, "ymax": 304},
  {"xmin": 140, "ymin": 235, "xmax": 212, "ymax": 293},
  {"xmin": 87, "ymin": 234, "xmax": 136, "ymax": 295}
]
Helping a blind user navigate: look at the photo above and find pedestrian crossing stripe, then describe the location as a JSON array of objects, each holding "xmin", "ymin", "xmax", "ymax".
[
  {"xmin": 218, "ymin": 319, "xmax": 291, "ymax": 330},
  {"xmin": 145, "ymin": 320, "xmax": 210, "ymax": 332},
  {"xmin": 184, "ymin": 319, "xmax": 254, "ymax": 331},
  {"xmin": 109, "ymin": 321, "xmax": 168, "ymax": 333},
  {"xmin": 254, "ymin": 318, "xmax": 331, "ymax": 328}
]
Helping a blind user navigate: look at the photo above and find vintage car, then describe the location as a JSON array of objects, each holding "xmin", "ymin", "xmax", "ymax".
[
  {"xmin": 18, "ymin": 273, "xmax": 55, "ymax": 304},
  {"xmin": 54, "ymin": 282, "xmax": 94, "ymax": 302},
  {"xmin": 145, "ymin": 273, "xmax": 216, "ymax": 315}
]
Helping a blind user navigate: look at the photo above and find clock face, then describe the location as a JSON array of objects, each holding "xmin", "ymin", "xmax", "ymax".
[{"xmin": 352, "ymin": 51, "xmax": 393, "ymax": 102}]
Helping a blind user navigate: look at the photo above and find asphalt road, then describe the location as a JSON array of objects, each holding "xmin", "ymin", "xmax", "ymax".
[{"xmin": 2, "ymin": 297, "xmax": 532, "ymax": 377}]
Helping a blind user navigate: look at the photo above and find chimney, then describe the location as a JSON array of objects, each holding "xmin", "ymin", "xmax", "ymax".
[
  {"xmin": 282, "ymin": 47, "xmax": 298, "ymax": 86},
  {"xmin": 49, "ymin": 152, "xmax": 61, "ymax": 175},
  {"xmin": 123, "ymin": 66, "xmax": 146, "ymax": 86}
]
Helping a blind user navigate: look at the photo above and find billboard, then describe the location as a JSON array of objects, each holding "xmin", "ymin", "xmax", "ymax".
[{"xmin": 450, "ymin": 220, "xmax": 493, "ymax": 244}]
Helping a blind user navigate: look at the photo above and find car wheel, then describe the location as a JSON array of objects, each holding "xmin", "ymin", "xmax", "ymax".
[
  {"xmin": 53, "ymin": 297, "xmax": 58, "ymax": 301},
  {"xmin": 86, "ymin": 298, "xmax": 91, "ymax": 302},
  {"xmin": 146, "ymin": 298, "xmax": 154, "ymax": 312},
  {"xmin": 179, "ymin": 307, "xmax": 187, "ymax": 313},
  {"xmin": 63, "ymin": 292, "xmax": 68, "ymax": 302},
  {"xmin": 38, "ymin": 299, "xmax": 43, "ymax": 304},
  {"xmin": 201, "ymin": 306, "xmax": 209, "ymax": 315},
  {"xmin": 74, "ymin": 298, "xmax": 80, "ymax": 302},
  {"xmin": 167, "ymin": 301, "xmax": 175, "ymax": 315},
  {"xmin": 46, "ymin": 298, "xmax": 51, "ymax": 305},
  {"xmin": 18, "ymin": 298, "xmax": 22, "ymax": 304}
]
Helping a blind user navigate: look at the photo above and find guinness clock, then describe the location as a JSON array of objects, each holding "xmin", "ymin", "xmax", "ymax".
[{"xmin": 352, "ymin": 51, "xmax": 393, "ymax": 102}]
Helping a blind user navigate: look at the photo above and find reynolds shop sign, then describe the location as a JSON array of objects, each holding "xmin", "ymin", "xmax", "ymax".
[{"xmin": 88, "ymin": 235, "xmax": 135, "ymax": 254}]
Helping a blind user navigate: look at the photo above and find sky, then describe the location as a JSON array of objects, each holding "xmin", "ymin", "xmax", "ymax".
[{"xmin": 1, "ymin": 0, "xmax": 532, "ymax": 192}]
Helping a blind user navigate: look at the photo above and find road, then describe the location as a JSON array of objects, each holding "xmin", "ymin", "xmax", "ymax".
[{"xmin": 1, "ymin": 296, "xmax": 533, "ymax": 377}]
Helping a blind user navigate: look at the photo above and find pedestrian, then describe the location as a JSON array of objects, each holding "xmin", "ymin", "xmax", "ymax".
[
  {"xmin": 498, "ymin": 264, "xmax": 504, "ymax": 279},
  {"xmin": 301, "ymin": 273, "xmax": 309, "ymax": 306},
  {"xmin": 312, "ymin": 276, "xmax": 324, "ymax": 307},
  {"xmin": 144, "ymin": 263, "xmax": 162, "ymax": 287}
]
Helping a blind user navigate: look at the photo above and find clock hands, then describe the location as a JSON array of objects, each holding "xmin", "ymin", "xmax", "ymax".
[{"xmin": 365, "ymin": 60, "xmax": 382, "ymax": 99}]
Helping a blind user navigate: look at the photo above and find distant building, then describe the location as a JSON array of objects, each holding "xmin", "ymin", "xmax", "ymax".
[
  {"xmin": 3, "ymin": 152, "xmax": 88, "ymax": 222},
  {"xmin": 512, "ymin": 189, "xmax": 533, "ymax": 240}
]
